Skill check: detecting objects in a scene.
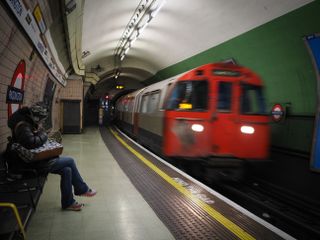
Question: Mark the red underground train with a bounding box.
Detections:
[115,63,270,175]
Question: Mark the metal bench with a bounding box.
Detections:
[0,154,47,240]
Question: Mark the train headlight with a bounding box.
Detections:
[241,126,254,134]
[191,124,204,132]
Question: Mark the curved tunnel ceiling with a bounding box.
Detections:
[81,0,313,97]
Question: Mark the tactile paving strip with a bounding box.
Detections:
[99,127,284,240]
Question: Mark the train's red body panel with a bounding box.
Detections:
[116,62,270,162]
[164,111,212,158]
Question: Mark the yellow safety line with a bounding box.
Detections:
[0,202,26,239]
[110,128,255,240]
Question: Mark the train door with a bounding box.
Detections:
[233,83,270,159]
[133,88,146,137]
[210,81,237,156]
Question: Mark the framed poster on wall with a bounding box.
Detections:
[305,34,320,172]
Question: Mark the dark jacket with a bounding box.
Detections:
[8,107,48,149]
[6,107,56,173]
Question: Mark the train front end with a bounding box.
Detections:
[163,63,270,160]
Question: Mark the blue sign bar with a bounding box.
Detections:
[6,86,24,104]
[307,34,320,172]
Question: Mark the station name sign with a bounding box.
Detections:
[6,86,24,104]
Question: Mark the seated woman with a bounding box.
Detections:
[6,102,96,211]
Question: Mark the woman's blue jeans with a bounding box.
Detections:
[49,156,89,209]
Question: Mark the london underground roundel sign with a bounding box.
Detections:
[271,104,284,122]
[7,60,26,118]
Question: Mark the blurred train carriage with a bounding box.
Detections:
[115,63,270,178]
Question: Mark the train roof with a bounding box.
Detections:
[117,63,264,102]
[179,63,263,86]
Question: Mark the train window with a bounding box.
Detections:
[160,83,173,110]
[127,97,134,112]
[141,95,149,113]
[165,81,208,111]
[148,91,160,112]
[124,98,129,112]
[240,84,266,115]
[217,82,232,111]
[118,98,124,111]
[140,91,160,113]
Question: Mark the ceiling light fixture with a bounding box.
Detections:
[129,35,138,45]
[150,0,166,18]
[113,0,166,69]
[113,69,121,80]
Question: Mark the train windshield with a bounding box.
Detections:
[240,83,266,115]
[165,80,208,111]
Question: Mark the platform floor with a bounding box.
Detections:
[26,126,293,240]
[26,127,174,240]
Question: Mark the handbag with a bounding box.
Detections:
[11,139,63,163]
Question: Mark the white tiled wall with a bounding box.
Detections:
[0,3,63,152]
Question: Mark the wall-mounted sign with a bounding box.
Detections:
[5,0,66,86]
[33,4,47,34]
[7,60,26,118]
[305,34,320,172]
[271,104,285,122]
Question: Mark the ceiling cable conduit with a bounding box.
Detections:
[63,0,86,76]
[85,72,99,84]
[113,0,166,79]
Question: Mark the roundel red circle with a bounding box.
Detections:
[271,104,284,122]
[8,60,26,118]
